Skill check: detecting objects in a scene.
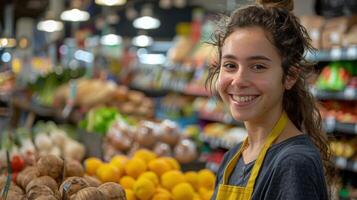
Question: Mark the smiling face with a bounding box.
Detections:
[217,26,290,124]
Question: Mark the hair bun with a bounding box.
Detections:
[257,0,294,11]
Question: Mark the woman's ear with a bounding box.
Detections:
[284,67,300,90]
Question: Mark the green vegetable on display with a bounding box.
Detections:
[316,61,351,91]
[80,107,126,135]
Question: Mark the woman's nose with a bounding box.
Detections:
[231,68,250,87]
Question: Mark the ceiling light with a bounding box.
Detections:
[95,0,126,6]
[132,35,153,47]
[133,16,160,30]
[60,9,90,22]
[0,38,16,48]
[100,34,122,46]
[1,52,12,63]
[37,19,63,32]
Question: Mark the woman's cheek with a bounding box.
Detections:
[216,76,229,100]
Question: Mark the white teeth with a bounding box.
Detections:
[232,95,256,103]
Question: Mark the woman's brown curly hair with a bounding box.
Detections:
[206,0,336,195]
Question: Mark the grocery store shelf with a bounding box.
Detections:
[198,111,243,126]
[311,87,357,100]
[305,46,357,61]
[0,92,11,103]
[183,85,211,97]
[200,134,238,149]
[323,117,357,135]
[129,85,170,97]
[333,157,357,173]
[11,97,55,117]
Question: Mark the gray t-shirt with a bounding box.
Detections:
[211,134,328,200]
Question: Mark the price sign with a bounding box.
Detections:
[330,48,342,60]
[353,161,357,172]
[335,157,347,169]
[347,47,357,59]
[343,87,355,100]
[324,116,336,133]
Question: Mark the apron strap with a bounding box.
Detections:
[221,112,288,189]
[245,112,288,190]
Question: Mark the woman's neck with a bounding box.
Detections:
[242,112,302,164]
[244,111,283,149]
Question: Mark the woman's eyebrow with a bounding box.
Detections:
[222,54,272,62]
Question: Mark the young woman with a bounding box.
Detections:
[206,0,334,199]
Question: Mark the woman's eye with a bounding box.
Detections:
[223,63,236,69]
[251,64,267,71]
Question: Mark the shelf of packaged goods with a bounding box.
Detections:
[11,97,55,117]
[305,46,357,62]
[334,157,357,173]
[200,134,238,149]
[323,117,357,135]
[311,87,357,101]
[0,92,11,103]
[183,85,211,97]
[129,85,170,97]
[198,111,244,126]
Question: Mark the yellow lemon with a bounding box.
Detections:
[161,157,181,170]
[198,187,214,200]
[84,157,103,175]
[193,193,202,200]
[120,176,136,189]
[125,189,137,200]
[184,171,199,191]
[133,149,157,164]
[155,187,171,195]
[161,170,185,190]
[111,155,128,169]
[152,192,172,200]
[172,183,195,200]
[139,171,159,186]
[133,178,156,200]
[198,169,215,190]
[109,162,124,179]
[148,158,171,177]
[125,158,147,178]
[96,163,120,182]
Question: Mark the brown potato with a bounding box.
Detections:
[60,177,90,199]
[98,182,126,200]
[83,175,101,187]
[70,187,105,200]
[65,160,85,178]
[16,166,39,189]
[26,176,58,194]
[37,155,64,180]
[27,185,54,200]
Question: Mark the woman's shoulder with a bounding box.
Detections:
[270,134,324,170]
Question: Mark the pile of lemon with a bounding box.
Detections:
[84,149,215,200]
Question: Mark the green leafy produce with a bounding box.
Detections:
[79,107,125,135]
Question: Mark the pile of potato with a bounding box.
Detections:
[0,154,126,200]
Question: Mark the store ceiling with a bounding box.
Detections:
[0,0,241,39]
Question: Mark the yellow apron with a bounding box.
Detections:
[216,112,288,200]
